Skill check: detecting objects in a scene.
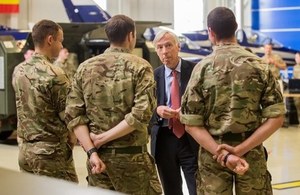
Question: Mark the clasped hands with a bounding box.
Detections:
[157,105,180,119]
[86,132,106,174]
[213,144,249,175]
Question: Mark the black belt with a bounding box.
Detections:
[212,131,253,141]
[98,145,147,154]
[23,137,62,143]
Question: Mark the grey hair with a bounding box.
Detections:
[152,29,180,48]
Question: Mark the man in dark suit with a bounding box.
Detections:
[149,29,198,195]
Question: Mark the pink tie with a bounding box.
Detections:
[170,70,185,138]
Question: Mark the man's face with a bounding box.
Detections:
[24,50,34,61]
[155,33,180,69]
[59,48,69,61]
[264,44,272,55]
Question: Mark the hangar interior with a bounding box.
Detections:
[0,0,300,195]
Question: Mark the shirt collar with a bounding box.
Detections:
[164,58,182,77]
[104,47,131,54]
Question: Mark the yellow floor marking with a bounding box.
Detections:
[272,180,300,190]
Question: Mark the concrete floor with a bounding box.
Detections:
[1,127,300,195]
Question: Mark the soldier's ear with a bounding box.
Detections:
[46,35,54,46]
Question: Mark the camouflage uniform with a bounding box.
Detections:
[65,47,162,194]
[12,53,78,183]
[54,53,78,81]
[180,44,285,194]
[293,64,300,79]
[262,53,285,79]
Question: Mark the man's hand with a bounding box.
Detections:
[157,105,180,119]
[90,132,105,149]
[216,144,239,157]
[89,152,106,174]
[225,154,249,175]
[214,147,249,175]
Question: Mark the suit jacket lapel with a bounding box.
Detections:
[180,61,189,96]
[157,66,166,106]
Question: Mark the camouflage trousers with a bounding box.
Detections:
[197,143,272,195]
[19,141,78,183]
[87,152,162,195]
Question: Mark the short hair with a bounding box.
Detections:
[207,7,237,40]
[152,29,180,48]
[105,14,135,44]
[32,20,62,48]
[264,42,273,47]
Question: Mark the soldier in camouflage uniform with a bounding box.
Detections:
[12,20,78,183]
[180,7,285,194]
[65,14,162,194]
[54,48,77,81]
[262,43,286,80]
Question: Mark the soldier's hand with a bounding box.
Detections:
[90,132,105,149]
[89,153,106,174]
[157,106,177,119]
[216,144,237,156]
[225,154,249,175]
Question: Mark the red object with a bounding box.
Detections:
[0,4,19,13]
[170,70,185,138]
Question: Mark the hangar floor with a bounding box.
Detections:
[0,126,299,195]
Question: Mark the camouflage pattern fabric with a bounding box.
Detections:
[12,53,78,182]
[261,54,285,79]
[65,47,157,147]
[54,53,78,81]
[180,44,285,194]
[180,44,285,134]
[19,142,78,183]
[87,152,162,194]
[197,142,272,195]
[65,47,160,193]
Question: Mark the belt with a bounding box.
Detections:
[212,131,253,141]
[98,145,147,155]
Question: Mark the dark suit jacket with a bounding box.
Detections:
[150,59,198,158]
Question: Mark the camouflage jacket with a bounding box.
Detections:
[180,44,285,135]
[293,64,300,79]
[54,55,78,81]
[65,47,156,147]
[261,53,285,79]
[12,53,70,142]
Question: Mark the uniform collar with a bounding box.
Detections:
[104,47,131,54]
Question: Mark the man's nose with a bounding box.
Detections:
[162,46,168,54]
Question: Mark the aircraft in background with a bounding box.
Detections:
[59,0,172,64]
[61,0,212,63]
[0,25,30,41]
[183,28,298,67]
[236,29,298,66]
[182,29,212,49]
[62,0,111,23]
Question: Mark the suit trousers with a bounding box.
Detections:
[155,126,197,195]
